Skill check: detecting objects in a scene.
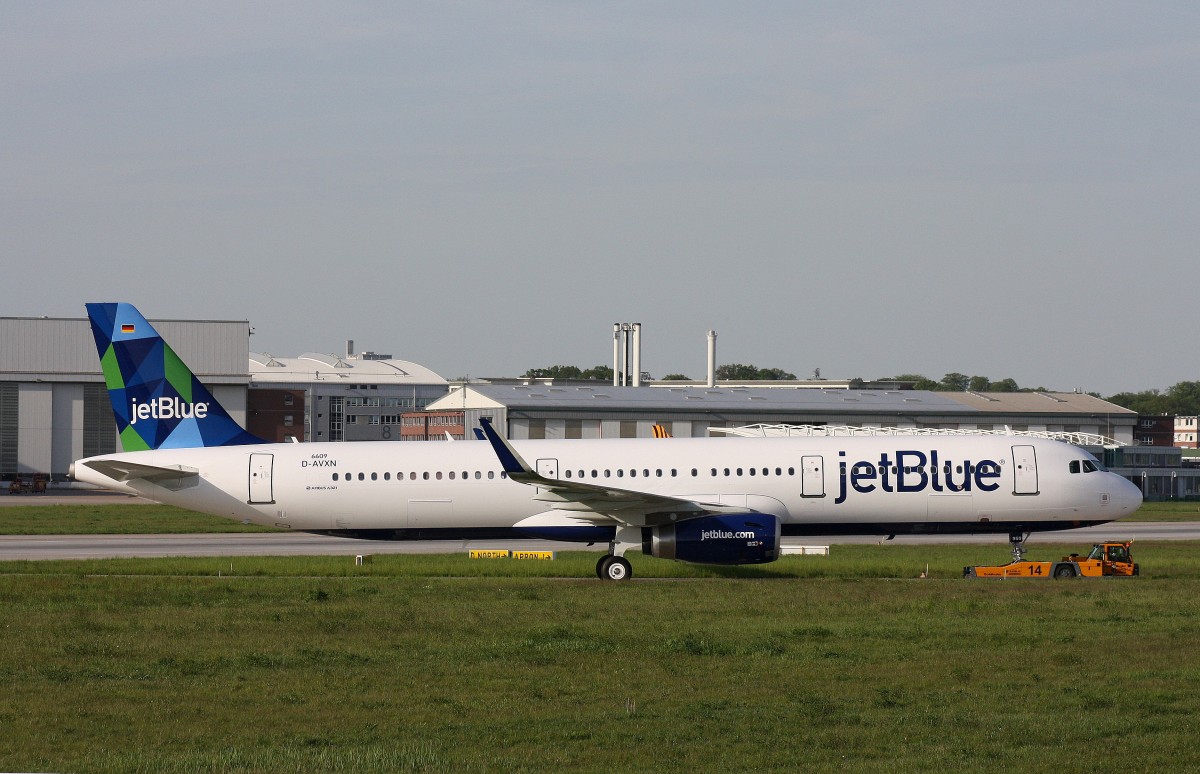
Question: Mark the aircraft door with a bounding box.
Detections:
[248,453,274,504]
[536,458,558,494]
[801,455,825,498]
[1011,445,1039,496]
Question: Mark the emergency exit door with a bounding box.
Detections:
[801,455,826,498]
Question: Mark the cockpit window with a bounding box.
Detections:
[1070,458,1107,474]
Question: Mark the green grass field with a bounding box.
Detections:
[1,544,1199,772]
[0,502,275,534]
[0,498,1194,536]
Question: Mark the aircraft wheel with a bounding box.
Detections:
[599,555,632,581]
[596,555,612,579]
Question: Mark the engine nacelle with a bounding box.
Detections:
[642,513,781,565]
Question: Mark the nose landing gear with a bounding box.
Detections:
[1009,531,1030,563]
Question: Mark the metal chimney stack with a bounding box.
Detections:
[612,323,642,386]
[706,330,717,388]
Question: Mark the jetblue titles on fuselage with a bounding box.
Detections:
[835,449,1001,505]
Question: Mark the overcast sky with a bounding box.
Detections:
[3,3,1196,395]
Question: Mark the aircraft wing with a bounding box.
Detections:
[78,458,200,484]
[478,418,719,527]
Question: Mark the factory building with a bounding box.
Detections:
[427,383,1139,445]
[247,347,447,443]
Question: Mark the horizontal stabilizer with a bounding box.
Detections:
[80,459,199,484]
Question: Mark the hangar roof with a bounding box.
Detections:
[249,352,446,385]
[429,384,1134,416]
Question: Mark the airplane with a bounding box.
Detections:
[70,303,1144,580]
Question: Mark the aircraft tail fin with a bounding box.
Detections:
[86,303,267,451]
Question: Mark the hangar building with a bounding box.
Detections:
[0,314,253,481]
[426,383,1139,445]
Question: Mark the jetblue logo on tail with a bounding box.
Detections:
[130,396,210,424]
[87,302,266,450]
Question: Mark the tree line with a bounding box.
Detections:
[521,364,796,381]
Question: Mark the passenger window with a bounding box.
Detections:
[332,473,339,481]
[371,472,378,481]
[422,472,429,480]
[358,473,365,481]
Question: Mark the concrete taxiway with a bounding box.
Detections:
[0,523,1195,561]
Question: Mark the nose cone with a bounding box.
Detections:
[1111,474,1143,518]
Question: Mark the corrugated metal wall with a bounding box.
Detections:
[0,317,250,381]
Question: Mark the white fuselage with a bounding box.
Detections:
[72,435,1142,538]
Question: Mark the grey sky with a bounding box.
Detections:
[3,3,1196,394]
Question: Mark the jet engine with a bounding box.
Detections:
[642,513,781,565]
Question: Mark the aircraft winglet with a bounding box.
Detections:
[478,417,533,477]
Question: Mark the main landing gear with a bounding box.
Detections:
[596,526,640,581]
[596,554,632,581]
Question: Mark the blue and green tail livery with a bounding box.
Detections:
[86,303,266,450]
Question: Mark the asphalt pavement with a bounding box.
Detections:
[0,523,1194,561]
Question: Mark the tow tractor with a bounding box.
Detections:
[964,539,1139,579]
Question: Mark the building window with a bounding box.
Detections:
[0,383,18,477]
[328,396,344,442]
[283,415,294,426]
